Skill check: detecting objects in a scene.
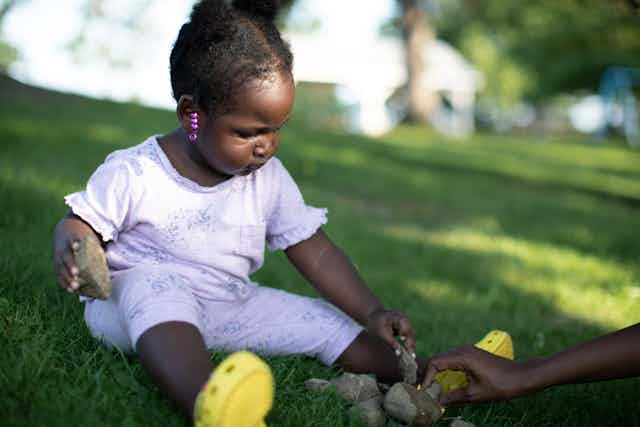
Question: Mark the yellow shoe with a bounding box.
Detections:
[435,330,514,394]
[194,351,274,427]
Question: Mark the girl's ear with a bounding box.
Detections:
[176,95,196,131]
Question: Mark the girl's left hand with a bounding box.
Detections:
[366,308,416,356]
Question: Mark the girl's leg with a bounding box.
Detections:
[335,330,427,384]
[198,286,425,384]
[136,321,213,417]
[85,267,213,416]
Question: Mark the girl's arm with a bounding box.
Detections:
[53,210,104,292]
[285,228,416,353]
[422,323,640,404]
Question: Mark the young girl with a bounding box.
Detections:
[53,0,423,424]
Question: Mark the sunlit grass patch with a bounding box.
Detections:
[383,224,638,329]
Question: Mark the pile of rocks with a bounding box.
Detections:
[305,347,475,427]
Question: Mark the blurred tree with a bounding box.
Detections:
[66,0,154,68]
[0,0,20,21]
[458,25,531,110]
[436,0,640,103]
[0,0,25,72]
[396,0,439,124]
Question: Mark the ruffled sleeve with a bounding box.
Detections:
[265,159,328,251]
[64,158,139,243]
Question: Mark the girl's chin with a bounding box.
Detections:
[237,164,263,175]
[237,168,253,176]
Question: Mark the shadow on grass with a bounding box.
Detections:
[2,78,639,427]
[256,206,639,427]
[279,130,640,266]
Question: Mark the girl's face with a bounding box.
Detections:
[194,72,295,178]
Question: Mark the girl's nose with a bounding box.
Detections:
[254,134,277,157]
[254,139,268,157]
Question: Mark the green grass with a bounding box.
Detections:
[1,74,639,426]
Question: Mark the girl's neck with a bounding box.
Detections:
[157,129,231,188]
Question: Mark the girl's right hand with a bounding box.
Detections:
[366,308,417,356]
[54,233,81,293]
[53,213,98,294]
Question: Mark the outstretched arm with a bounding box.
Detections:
[285,228,416,353]
[422,323,640,404]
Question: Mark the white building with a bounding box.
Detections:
[286,32,483,136]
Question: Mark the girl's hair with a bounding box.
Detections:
[170,0,294,115]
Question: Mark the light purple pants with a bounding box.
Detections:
[84,266,362,365]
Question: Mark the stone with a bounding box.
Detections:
[378,382,391,393]
[423,382,441,402]
[304,378,331,392]
[349,396,385,427]
[330,373,382,403]
[398,346,418,385]
[383,383,441,427]
[449,419,476,427]
[74,235,111,300]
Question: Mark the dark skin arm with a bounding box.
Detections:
[422,323,640,405]
[285,228,416,354]
[53,210,105,293]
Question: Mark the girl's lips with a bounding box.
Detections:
[239,163,263,175]
[238,158,268,175]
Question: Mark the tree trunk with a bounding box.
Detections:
[398,0,439,124]
[0,0,20,24]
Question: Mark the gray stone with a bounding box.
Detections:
[398,346,418,385]
[350,396,385,427]
[423,382,441,402]
[383,383,441,427]
[330,373,382,403]
[449,419,476,427]
[74,235,111,300]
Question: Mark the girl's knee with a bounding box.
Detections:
[84,298,132,352]
[104,268,204,351]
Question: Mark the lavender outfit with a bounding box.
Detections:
[65,136,362,364]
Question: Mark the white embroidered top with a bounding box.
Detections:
[65,136,327,301]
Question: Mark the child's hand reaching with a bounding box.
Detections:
[366,308,416,356]
[285,230,417,357]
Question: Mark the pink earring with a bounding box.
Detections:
[188,111,199,142]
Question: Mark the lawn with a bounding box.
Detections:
[1,75,639,426]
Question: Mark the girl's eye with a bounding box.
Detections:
[235,130,257,139]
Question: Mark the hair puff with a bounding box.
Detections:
[233,0,280,21]
[169,0,293,116]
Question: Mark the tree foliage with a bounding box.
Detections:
[0,0,25,72]
[435,0,640,102]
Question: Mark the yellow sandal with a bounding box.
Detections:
[194,351,274,427]
[435,330,514,393]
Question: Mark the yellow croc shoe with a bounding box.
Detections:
[435,330,514,394]
[194,351,274,427]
